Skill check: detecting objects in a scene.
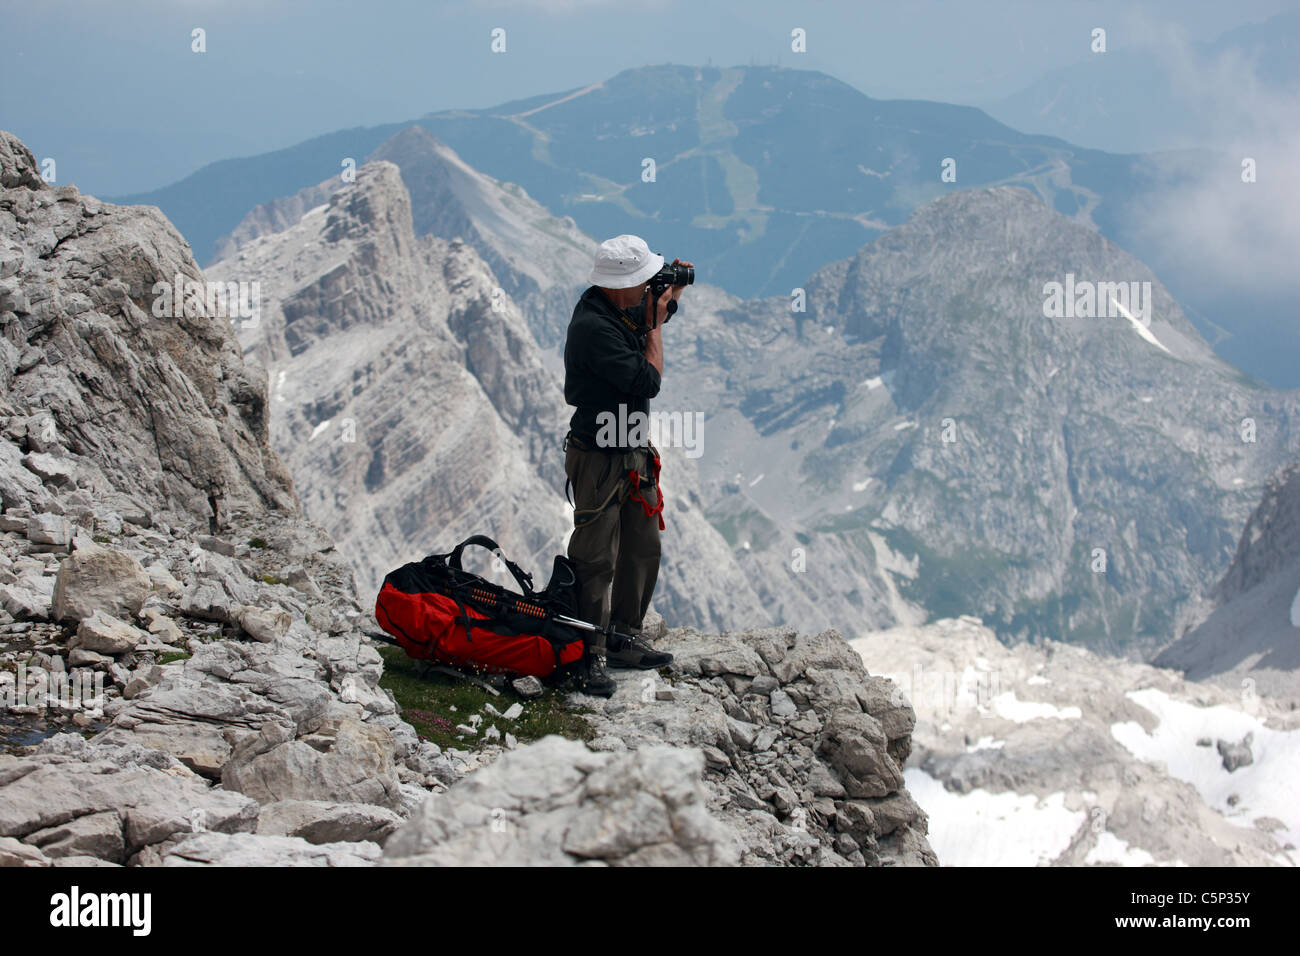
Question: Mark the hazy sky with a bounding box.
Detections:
[2,0,1293,196]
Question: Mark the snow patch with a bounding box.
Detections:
[1110,297,1171,354]
[1085,832,1163,867]
[1027,675,1051,686]
[893,421,916,432]
[991,692,1082,723]
[748,473,764,487]
[1291,586,1300,628]
[852,477,873,492]
[966,736,1005,753]
[1111,687,1300,853]
[309,420,331,441]
[905,770,1084,866]
[863,376,883,390]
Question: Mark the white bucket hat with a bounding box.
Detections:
[588,234,664,289]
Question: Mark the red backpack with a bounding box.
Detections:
[374,535,587,679]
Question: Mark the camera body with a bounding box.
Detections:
[643,260,694,323]
[647,261,694,299]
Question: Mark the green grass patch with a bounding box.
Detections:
[248,537,268,549]
[259,573,287,586]
[157,651,190,665]
[377,647,595,752]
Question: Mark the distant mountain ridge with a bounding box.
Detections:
[116,64,1151,297]
[113,62,1298,387]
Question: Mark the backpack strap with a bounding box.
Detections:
[448,535,535,595]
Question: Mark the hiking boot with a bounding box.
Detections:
[606,632,674,670]
[580,652,617,698]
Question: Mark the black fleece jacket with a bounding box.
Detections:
[563,285,662,449]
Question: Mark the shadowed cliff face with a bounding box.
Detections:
[1155,461,1300,699]
[0,130,295,528]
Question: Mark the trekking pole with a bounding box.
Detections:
[552,615,636,648]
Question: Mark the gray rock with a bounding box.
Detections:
[256,800,403,845]
[233,604,290,643]
[818,709,903,798]
[26,513,71,547]
[511,675,543,698]
[808,761,847,798]
[865,790,926,836]
[178,582,230,622]
[23,810,124,862]
[51,543,151,623]
[0,754,259,857]
[383,736,738,866]
[146,831,381,867]
[670,632,767,678]
[280,564,322,598]
[769,689,797,718]
[1216,734,1254,773]
[749,675,779,696]
[143,563,184,597]
[222,719,403,809]
[0,513,28,532]
[73,609,146,655]
[0,440,51,512]
[69,647,114,667]
[22,453,76,487]
[197,535,237,557]
[142,612,184,645]
[0,835,50,867]
[0,583,50,620]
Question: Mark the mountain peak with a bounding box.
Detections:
[0,130,47,191]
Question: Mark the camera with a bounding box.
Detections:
[645,260,694,321]
[647,260,694,297]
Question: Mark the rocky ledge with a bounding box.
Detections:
[0,435,932,866]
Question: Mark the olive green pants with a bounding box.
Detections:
[564,441,661,653]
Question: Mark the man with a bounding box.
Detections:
[563,235,691,696]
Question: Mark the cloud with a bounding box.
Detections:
[1124,14,1300,299]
